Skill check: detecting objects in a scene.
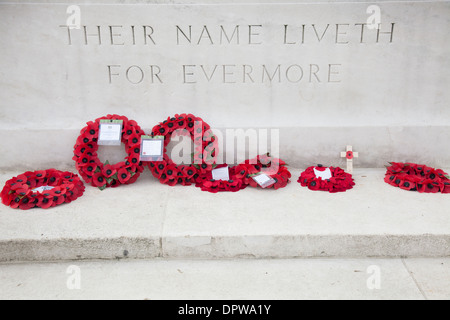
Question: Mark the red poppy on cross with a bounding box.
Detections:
[340,145,359,174]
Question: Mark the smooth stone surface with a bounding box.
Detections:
[0,170,167,261]
[0,0,449,168]
[0,258,429,300]
[1,168,450,261]
[403,258,450,300]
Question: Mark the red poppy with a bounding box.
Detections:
[182,165,197,179]
[441,182,450,194]
[84,125,99,140]
[165,165,178,180]
[123,126,138,140]
[399,180,416,191]
[91,172,106,188]
[117,168,131,184]
[102,164,117,178]
[37,196,54,209]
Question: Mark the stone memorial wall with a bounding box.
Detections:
[0,0,449,169]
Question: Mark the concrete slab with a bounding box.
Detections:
[1,168,450,261]
[0,170,167,261]
[162,168,450,258]
[0,258,426,300]
[402,258,450,300]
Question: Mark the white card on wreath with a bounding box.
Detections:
[142,140,163,157]
[212,166,230,181]
[314,167,332,180]
[32,186,55,193]
[98,120,123,145]
[252,173,276,188]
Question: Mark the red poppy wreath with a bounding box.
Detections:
[384,162,450,193]
[1,169,85,210]
[73,115,145,190]
[298,165,355,193]
[194,164,248,193]
[147,114,219,186]
[234,153,291,190]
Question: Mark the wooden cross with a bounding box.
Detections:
[341,145,359,174]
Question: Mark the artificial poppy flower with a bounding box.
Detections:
[127,133,141,147]
[14,187,31,198]
[117,168,131,184]
[123,126,138,140]
[198,162,213,174]
[102,164,117,178]
[182,165,197,179]
[20,195,38,210]
[164,166,178,180]
[399,179,416,191]
[421,180,441,193]
[84,125,98,140]
[37,196,54,209]
[441,182,450,194]
[92,172,107,188]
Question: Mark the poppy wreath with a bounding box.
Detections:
[73,114,145,190]
[1,169,85,210]
[148,114,219,186]
[384,162,450,193]
[194,164,248,193]
[298,165,355,193]
[234,153,291,190]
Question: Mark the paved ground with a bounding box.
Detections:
[1,168,450,261]
[0,258,449,300]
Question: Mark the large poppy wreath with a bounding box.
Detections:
[1,169,85,210]
[298,165,355,193]
[233,153,291,190]
[73,115,145,190]
[147,114,219,186]
[384,162,450,193]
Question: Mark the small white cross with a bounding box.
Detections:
[340,145,359,174]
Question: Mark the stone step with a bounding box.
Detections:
[3,258,449,300]
[1,168,449,262]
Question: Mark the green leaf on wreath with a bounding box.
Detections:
[106,177,114,185]
[98,185,107,191]
[212,164,218,169]
[104,160,110,166]
[193,164,200,169]
[129,170,136,177]
[111,173,118,180]
[94,167,101,173]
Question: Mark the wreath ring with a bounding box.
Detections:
[1,169,85,210]
[384,162,450,193]
[73,115,145,190]
[234,153,292,190]
[147,113,218,186]
[298,165,355,193]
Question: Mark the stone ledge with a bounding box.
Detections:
[1,168,450,262]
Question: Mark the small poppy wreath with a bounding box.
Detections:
[194,165,248,193]
[234,153,291,190]
[384,162,450,193]
[1,169,85,210]
[298,165,355,193]
[73,115,145,190]
[148,114,218,186]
